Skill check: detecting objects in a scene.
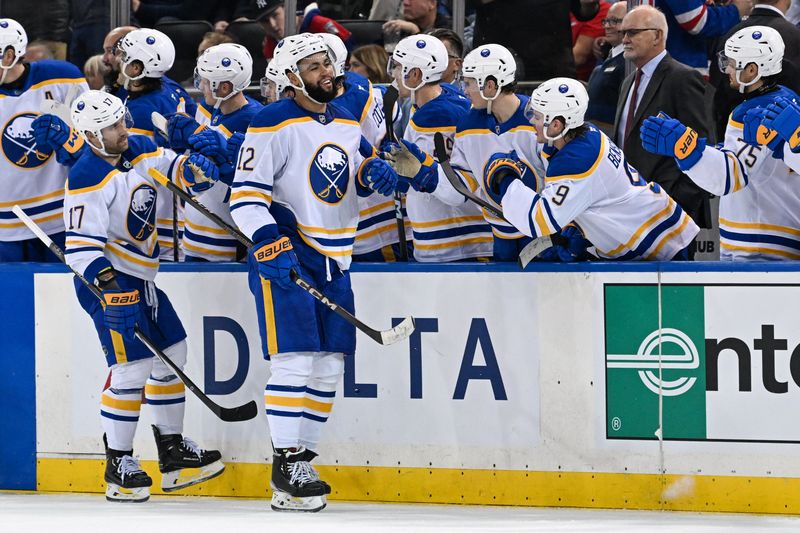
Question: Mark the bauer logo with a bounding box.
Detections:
[2,113,53,169]
[308,143,349,204]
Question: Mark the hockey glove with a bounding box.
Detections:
[763,97,800,153]
[742,106,783,154]
[359,156,399,196]
[167,113,204,152]
[249,236,299,289]
[180,153,220,193]
[537,225,590,262]
[384,140,439,193]
[102,289,143,341]
[484,151,524,204]
[189,128,227,163]
[640,113,705,171]
[32,113,85,165]
[226,131,246,167]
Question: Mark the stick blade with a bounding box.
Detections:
[518,235,555,268]
[217,400,259,422]
[380,316,416,345]
[151,111,168,137]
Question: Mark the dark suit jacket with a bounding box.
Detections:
[587,51,626,126]
[614,53,712,228]
[710,7,800,141]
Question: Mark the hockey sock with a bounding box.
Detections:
[147,340,187,435]
[298,352,343,451]
[265,352,316,449]
[101,387,142,451]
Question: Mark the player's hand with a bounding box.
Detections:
[181,153,219,193]
[226,132,245,166]
[360,157,399,196]
[32,113,70,152]
[484,151,523,204]
[640,113,706,170]
[188,128,227,163]
[393,140,439,192]
[167,113,203,152]
[537,225,590,262]
[763,97,800,152]
[742,106,782,152]
[102,289,143,341]
[249,236,299,289]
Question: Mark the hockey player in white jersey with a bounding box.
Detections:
[484,78,698,260]
[181,43,263,261]
[387,34,492,261]
[0,18,89,261]
[385,43,546,261]
[641,26,800,260]
[63,91,225,502]
[230,33,401,512]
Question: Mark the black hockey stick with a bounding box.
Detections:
[148,169,416,346]
[381,84,409,261]
[12,205,258,423]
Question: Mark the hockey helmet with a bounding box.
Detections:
[718,26,784,93]
[195,43,253,107]
[319,32,348,78]
[389,34,448,93]
[527,77,588,143]
[0,18,26,73]
[118,28,175,81]
[71,90,133,155]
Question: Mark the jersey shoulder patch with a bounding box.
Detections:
[124,135,160,160]
[68,153,117,193]
[29,60,84,86]
[411,92,470,131]
[546,127,604,180]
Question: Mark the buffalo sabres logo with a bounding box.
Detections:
[2,113,52,169]
[309,143,349,204]
[127,184,157,241]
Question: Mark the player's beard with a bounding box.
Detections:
[306,80,337,104]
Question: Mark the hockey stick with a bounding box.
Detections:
[381,85,409,261]
[147,169,416,346]
[12,205,258,423]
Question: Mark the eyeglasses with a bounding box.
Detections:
[601,17,623,27]
[619,28,661,38]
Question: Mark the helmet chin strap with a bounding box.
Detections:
[479,85,500,116]
[735,68,761,94]
[542,120,568,146]
[0,55,20,85]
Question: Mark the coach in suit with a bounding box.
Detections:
[614,4,712,228]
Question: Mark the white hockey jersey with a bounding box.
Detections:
[404,90,492,262]
[64,136,188,282]
[230,99,370,270]
[502,125,699,260]
[0,60,88,241]
[432,94,546,241]
[683,86,800,260]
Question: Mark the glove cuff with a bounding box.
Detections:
[253,236,293,262]
[674,129,705,171]
[103,289,140,306]
[61,129,84,154]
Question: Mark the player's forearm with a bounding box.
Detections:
[683,146,747,196]
[431,166,470,206]
[230,202,277,243]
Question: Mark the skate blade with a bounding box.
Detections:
[270,491,326,513]
[161,460,225,492]
[105,483,150,503]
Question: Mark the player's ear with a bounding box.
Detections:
[221,81,234,97]
[2,46,15,67]
[286,70,302,87]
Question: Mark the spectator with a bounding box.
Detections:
[83,54,109,89]
[586,1,628,131]
[349,44,392,83]
[382,0,452,39]
[198,31,236,56]
[428,28,463,84]
[614,5,712,233]
[23,41,54,63]
[253,1,353,59]
[710,0,800,140]
[571,0,612,81]
[68,0,108,70]
[370,0,402,20]
[0,0,69,59]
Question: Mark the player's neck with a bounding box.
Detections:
[93,148,121,167]
[294,93,326,114]
[743,80,765,94]
[490,93,520,124]
[218,92,247,115]
[414,83,441,107]
[0,63,26,85]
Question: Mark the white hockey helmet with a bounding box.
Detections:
[71,90,133,155]
[0,18,26,74]
[462,44,516,111]
[526,77,588,144]
[261,58,292,104]
[118,28,175,82]
[389,34,448,94]
[319,32,348,78]
[195,43,253,108]
[272,33,332,104]
[719,25,784,93]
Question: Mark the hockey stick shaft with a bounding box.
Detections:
[382,85,409,261]
[12,205,258,422]
[148,169,415,345]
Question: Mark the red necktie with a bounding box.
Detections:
[623,68,642,143]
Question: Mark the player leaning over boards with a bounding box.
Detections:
[64,90,224,503]
[642,26,800,260]
[230,33,401,512]
[0,18,88,261]
[483,78,698,261]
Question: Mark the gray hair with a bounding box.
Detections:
[628,4,669,41]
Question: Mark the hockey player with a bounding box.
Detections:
[483,77,698,260]
[64,90,225,502]
[230,33,401,512]
[387,34,492,262]
[386,43,546,261]
[182,43,263,261]
[318,32,411,262]
[641,26,800,260]
[0,18,89,261]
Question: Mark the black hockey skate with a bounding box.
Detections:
[270,447,328,512]
[103,434,152,503]
[152,425,225,492]
[300,448,331,495]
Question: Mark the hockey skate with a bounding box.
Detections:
[270,448,328,512]
[152,425,225,492]
[300,448,332,495]
[103,435,152,503]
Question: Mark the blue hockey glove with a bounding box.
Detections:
[763,97,800,153]
[189,128,227,163]
[359,156,399,196]
[167,113,204,151]
[102,289,143,341]
[399,140,438,193]
[537,225,590,262]
[180,153,219,193]
[249,236,299,289]
[484,151,524,204]
[640,113,706,171]
[226,131,246,166]
[742,106,783,153]
[32,113,69,151]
